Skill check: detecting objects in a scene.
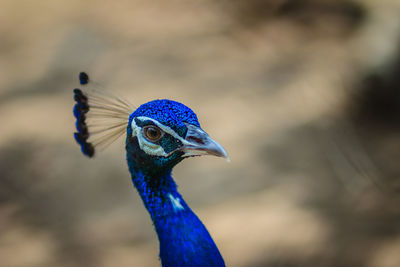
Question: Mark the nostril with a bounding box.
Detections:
[186,136,205,145]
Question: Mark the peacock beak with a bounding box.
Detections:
[181,123,229,161]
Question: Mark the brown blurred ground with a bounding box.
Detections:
[1,1,400,266]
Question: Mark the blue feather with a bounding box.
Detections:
[73,88,93,157]
[79,72,89,85]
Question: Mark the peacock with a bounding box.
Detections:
[73,72,228,267]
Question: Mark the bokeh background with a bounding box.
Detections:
[2,1,400,266]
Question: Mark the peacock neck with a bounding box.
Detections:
[128,164,186,221]
[126,157,225,267]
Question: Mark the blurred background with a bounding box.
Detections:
[1,0,400,266]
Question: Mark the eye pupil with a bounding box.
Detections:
[148,128,157,137]
[143,126,162,141]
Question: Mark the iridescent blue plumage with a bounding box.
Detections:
[73,88,94,157]
[73,73,227,266]
[79,71,89,85]
[125,166,225,267]
[131,99,200,136]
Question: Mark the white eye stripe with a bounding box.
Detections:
[130,116,196,157]
[134,116,192,146]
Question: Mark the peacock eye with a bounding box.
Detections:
[143,126,163,142]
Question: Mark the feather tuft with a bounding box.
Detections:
[73,72,134,157]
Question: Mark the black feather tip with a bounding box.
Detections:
[79,72,89,85]
[73,87,94,157]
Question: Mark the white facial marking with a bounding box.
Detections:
[136,117,192,145]
[130,118,168,157]
[168,194,184,212]
[130,116,193,157]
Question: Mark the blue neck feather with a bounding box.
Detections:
[126,151,225,267]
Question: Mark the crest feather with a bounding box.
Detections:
[73,72,134,157]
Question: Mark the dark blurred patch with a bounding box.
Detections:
[218,0,366,36]
[353,49,400,126]
[276,0,365,28]
[0,140,99,266]
[348,43,400,192]
[0,141,36,203]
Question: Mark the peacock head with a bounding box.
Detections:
[126,99,228,175]
[73,72,228,176]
